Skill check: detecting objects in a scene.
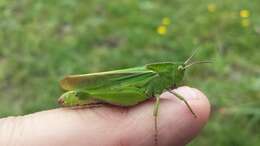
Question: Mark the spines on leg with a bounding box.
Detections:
[153,96,160,146]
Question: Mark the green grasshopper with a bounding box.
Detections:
[58,50,209,145]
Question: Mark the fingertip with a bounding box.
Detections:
[174,86,211,121]
[151,86,210,145]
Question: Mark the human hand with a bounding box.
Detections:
[0,86,210,146]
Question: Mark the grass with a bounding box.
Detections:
[0,0,259,145]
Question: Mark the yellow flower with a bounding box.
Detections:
[157,25,167,35]
[207,3,216,13]
[240,9,250,18]
[162,17,171,26]
[241,19,250,27]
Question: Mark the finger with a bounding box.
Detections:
[0,86,210,146]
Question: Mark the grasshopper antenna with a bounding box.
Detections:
[184,61,212,69]
[184,48,200,65]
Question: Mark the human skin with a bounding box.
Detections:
[0,86,210,146]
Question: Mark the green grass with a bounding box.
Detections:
[0,0,259,145]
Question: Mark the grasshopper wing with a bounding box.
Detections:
[60,66,157,91]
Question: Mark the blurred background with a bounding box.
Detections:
[0,0,259,145]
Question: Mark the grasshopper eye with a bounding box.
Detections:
[178,65,184,70]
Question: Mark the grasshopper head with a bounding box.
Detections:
[173,63,186,85]
[58,91,80,106]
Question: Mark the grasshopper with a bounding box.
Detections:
[58,49,209,145]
